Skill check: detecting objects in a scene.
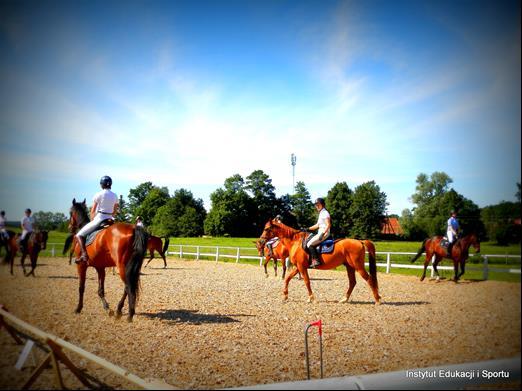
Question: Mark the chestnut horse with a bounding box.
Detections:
[259,220,380,304]
[410,233,480,282]
[5,231,48,276]
[144,235,170,268]
[254,238,290,279]
[66,199,148,321]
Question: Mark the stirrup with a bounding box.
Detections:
[309,259,321,269]
[75,254,89,264]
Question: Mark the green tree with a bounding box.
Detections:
[152,189,206,237]
[481,201,520,244]
[274,194,298,227]
[115,195,130,223]
[411,172,453,209]
[32,211,68,231]
[127,182,155,218]
[326,182,353,237]
[290,181,315,227]
[516,182,521,203]
[245,170,277,232]
[136,187,170,227]
[204,174,256,237]
[349,181,387,239]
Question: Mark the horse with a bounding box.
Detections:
[410,233,480,282]
[0,230,16,264]
[4,231,48,276]
[259,219,381,304]
[65,198,148,322]
[144,235,170,268]
[254,238,290,279]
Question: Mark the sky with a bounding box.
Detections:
[0,0,520,219]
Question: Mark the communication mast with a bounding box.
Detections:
[291,153,296,194]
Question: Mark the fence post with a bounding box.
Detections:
[215,246,219,262]
[179,245,183,259]
[236,247,240,263]
[51,245,55,257]
[483,255,489,280]
[386,253,391,273]
[196,246,200,261]
[430,255,435,278]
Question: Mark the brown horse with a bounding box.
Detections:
[254,238,290,279]
[1,230,16,264]
[144,235,170,268]
[259,219,380,304]
[5,231,48,276]
[67,199,148,322]
[410,233,480,282]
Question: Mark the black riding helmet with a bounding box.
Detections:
[314,198,325,207]
[100,176,112,189]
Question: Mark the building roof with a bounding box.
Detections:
[381,217,404,235]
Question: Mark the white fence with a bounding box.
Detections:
[41,243,521,280]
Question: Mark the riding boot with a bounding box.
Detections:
[75,236,89,264]
[308,246,321,268]
[447,242,453,258]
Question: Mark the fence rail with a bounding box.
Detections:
[40,243,521,280]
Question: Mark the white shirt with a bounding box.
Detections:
[21,216,34,232]
[0,215,6,230]
[93,189,118,215]
[317,209,331,231]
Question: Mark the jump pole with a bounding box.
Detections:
[304,320,323,380]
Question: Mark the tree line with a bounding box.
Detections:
[24,172,521,244]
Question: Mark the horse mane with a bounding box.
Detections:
[71,201,90,228]
[270,220,302,239]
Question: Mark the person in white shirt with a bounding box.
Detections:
[135,216,144,228]
[75,176,119,263]
[446,209,460,256]
[307,198,331,268]
[0,210,8,240]
[20,208,35,252]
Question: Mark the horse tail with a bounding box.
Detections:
[363,240,378,291]
[162,237,170,255]
[410,239,428,263]
[63,234,74,255]
[125,226,148,302]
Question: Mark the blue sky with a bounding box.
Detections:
[0,0,520,218]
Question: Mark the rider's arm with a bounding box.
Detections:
[325,217,331,233]
[90,203,98,220]
[308,223,318,231]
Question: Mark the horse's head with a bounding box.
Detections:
[36,231,48,250]
[260,219,278,244]
[253,239,265,256]
[69,198,89,232]
[470,233,480,254]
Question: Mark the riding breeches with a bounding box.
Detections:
[447,231,457,243]
[307,229,329,248]
[76,215,110,238]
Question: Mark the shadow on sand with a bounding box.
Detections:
[141,309,255,325]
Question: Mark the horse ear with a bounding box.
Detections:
[82,198,86,205]
[72,198,76,205]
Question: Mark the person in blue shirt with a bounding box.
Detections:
[446,210,460,256]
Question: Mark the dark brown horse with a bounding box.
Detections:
[144,235,170,268]
[254,238,290,279]
[5,231,48,276]
[259,219,380,304]
[66,199,148,322]
[0,230,16,264]
[410,233,480,282]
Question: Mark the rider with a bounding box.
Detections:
[20,208,34,253]
[266,215,283,257]
[446,209,460,256]
[307,198,331,268]
[75,176,119,263]
[135,216,144,228]
[0,211,8,240]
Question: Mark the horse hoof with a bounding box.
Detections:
[115,313,122,320]
[282,294,288,301]
[374,300,381,306]
[108,309,114,317]
[265,274,269,278]
[339,298,348,304]
[307,295,315,303]
[126,316,133,323]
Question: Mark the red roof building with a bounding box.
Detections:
[381,217,404,235]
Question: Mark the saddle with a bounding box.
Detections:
[86,219,114,247]
[440,237,457,257]
[303,233,336,254]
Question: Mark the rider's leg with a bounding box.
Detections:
[307,232,323,268]
[74,217,101,263]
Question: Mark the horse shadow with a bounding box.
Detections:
[141,309,255,325]
[343,300,430,306]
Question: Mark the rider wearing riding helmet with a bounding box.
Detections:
[307,198,331,268]
[75,176,119,263]
[446,209,460,256]
[20,208,35,252]
[0,210,8,240]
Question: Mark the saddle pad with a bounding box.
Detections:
[85,220,114,247]
[317,239,335,254]
[440,238,450,249]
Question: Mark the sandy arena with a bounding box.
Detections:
[0,257,520,389]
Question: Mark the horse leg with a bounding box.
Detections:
[144,251,153,268]
[298,265,314,303]
[161,251,167,268]
[340,264,356,303]
[115,289,128,320]
[75,264,87,314]
[432,257,442,281]
[452,260,459,282]
[96,268,113,316]
[273,257,278,277]
[263,256,269,277]
[282,267,300,301]
[26,251,37,277]
[126,285,136,323]
[21,252,28,276]
[282,258,287,280]
[420,253,432,281]
[458,260,466,280]
[354,265,380,303]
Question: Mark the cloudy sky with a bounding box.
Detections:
[0,0,520,218]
